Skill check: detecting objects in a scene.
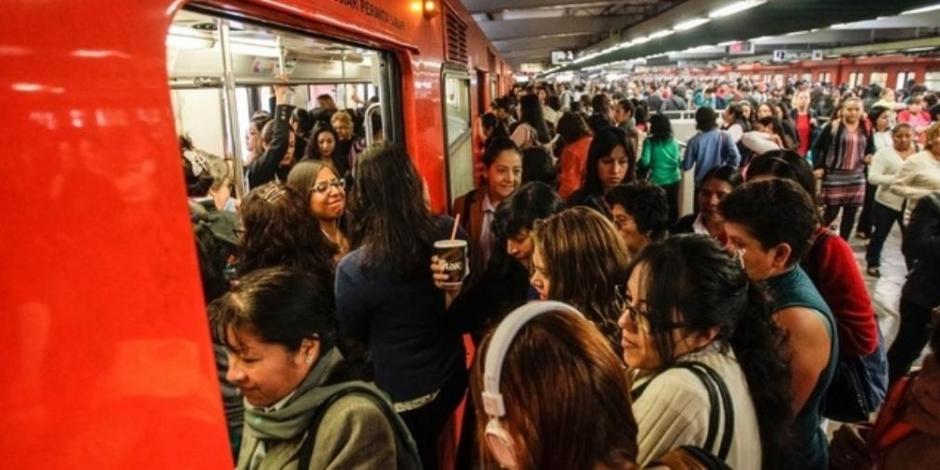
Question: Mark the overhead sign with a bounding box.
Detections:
[772,50,788,62]
[812,50,824,60]
[727,41,754,55]
[551,50,574,65]
[519,63,545,73]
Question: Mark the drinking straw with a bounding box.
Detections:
[450,214,461,240]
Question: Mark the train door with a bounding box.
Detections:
[896,70,916,90]
[442,70,474,208]
[167,7,403,200]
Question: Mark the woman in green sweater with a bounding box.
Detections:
[640,114,683,224]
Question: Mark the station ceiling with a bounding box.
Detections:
[462,0,940,70]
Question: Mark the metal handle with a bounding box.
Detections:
[364,102,381,147]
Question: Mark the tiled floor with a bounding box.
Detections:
[847,222,927,365]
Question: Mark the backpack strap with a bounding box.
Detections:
[632,361,735,463]
[295,385,397,470]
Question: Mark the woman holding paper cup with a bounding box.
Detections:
[335,143,468,470]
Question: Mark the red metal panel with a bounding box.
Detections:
[0,0,505,467]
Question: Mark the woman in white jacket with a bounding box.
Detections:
[618,235,793,469]
[865,123,917,276]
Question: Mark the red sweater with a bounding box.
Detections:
[801,228,879,357]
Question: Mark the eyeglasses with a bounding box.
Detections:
[614,284,684,333]
[311,178,346,194]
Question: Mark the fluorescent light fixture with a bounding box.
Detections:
[632,36,652,45]
[709,0,766,19]
[675,18,711,31]
[785,30,810,36]
[230,43,280,57]
[166,35,214,50]
[717,40,737,46]
[902,3,940,14]
[649,29,675,39]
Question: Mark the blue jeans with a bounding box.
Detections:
[865,201,903,267]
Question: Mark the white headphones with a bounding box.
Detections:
[481,300,584,468]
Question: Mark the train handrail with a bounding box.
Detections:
[364,102,382,147]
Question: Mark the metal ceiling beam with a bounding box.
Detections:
[557,0,940,71]
[492,35,593,53]
[465,0,629,15]
[478,15,636,41]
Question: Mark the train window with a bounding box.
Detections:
[801,73,812,83]
[442,71,474,206]
[847,72,861,87]
[896,71,914,90]
[924,72,940,92]
[870,72,887,88]
[166,8,401,199]
[818,72,832,84]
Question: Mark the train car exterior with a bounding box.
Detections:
[1,0,508,468]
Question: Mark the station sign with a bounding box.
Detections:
[519,62,545,73]
[551,50,575,65]
[774,49,827,62]
[727,41,754,55]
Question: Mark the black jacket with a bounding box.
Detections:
[901,192,940,308]
[247,104,302,189]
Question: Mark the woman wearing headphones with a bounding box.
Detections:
[470,301,639,469]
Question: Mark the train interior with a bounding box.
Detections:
[167,7,477,205]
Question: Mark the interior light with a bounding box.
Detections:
[708,0,766,19]
[166,35,214,50]
[423,0,440,19]
[230,43,280,57]
[632,36,652,45]
[674,18,711,31]
[902,3,940,14]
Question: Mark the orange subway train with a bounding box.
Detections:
[0,0,509,468]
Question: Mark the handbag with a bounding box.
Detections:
[823,327,889,422]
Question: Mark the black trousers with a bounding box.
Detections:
[399,369,468,470]
[887,298,934,386]
[865,202,903,267]
[857,181,876,236]
[823,204,860,240]
[662,181,680,227]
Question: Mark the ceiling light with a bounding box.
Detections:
[902,3,940,14]
[166,35,214,50]
[230,43,280,57]
[649,29,675,39]
[632,36,652,45]
[675,18,711,31]
[708,0,766,19]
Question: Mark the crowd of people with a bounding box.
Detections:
[179,74,940,469]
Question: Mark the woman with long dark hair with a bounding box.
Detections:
[286,160,350,259]
[510,94,552,151]
[619,235,793,469]
[568,126,636,216]
[336,143,467,470]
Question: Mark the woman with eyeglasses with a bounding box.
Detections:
[604,181,669,259]
[618,235,792,469]
[287,160,350,259]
